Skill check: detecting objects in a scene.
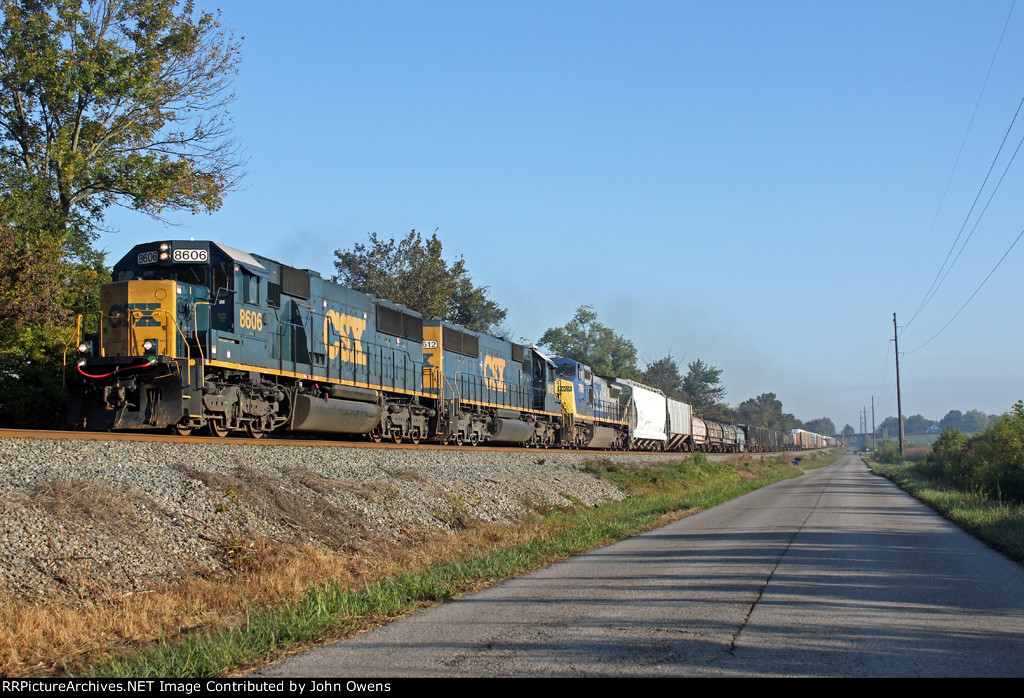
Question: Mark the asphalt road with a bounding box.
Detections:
[256,454,1024,677]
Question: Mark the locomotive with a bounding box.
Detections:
[66,239,838,452]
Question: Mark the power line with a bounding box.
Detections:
[899,0,1018,310]
[913,124,1024,325]
[906,226,1024,354]
[903,90,1024,334]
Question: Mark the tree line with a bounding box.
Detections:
[870,410,1001,438]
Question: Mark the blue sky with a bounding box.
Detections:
[101,1,1024,431]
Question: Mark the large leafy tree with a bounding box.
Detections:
[734,391,804,430]
[0,0,238,427]
[641,354,685,400]
[0,196,108,427]
[539,305,640,380]
[905,414,936,435]
[803,417,836,436]
[333,230,507,335]
[681,358,725,416]
[0,0,244,245]
[939,409,963,431]
[961,409,990,434]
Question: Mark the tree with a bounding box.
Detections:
[0,194,67,345]
[0,220,107,427]
[0,0,244,245]
[703,402,736,424]
[842,424,855,437]
[0,0,227,426]
[641,354,685,400]
[961,409,989,433]
[681,358,725,416]
[539,305,640,380]
[803,417,836,436]
[333,230,507,334]
[940,410,963,431]
[905,414,935,435]
[876,416,900,438]
[735,392,783,428]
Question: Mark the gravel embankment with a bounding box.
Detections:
[0,436,673,600]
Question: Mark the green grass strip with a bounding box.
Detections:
[88,451,842,678]
[868,459,1024,563]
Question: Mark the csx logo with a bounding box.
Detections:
[484,355,507,392]
[323,309,368,365]
[107,303,162,328]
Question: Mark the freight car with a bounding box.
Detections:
[66,240,837,454]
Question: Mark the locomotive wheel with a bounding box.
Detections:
[245,422,264,439]
[207,420,229,438]
[409,429,421,445]
[171,423,192,437]
[369,430,383,443]
[391,431,403,444]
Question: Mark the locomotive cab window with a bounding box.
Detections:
[119,265,207,285]
[241,269,260,304]
[212,264,233,299]
[175,265,207,286]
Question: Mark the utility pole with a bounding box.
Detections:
[893,313,904,455]
[871,396,876,450]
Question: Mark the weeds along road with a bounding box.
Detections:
[255,454,1024,677]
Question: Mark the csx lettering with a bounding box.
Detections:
[484,355,507,392]
[324,310,367,365]
[238,308,264,331]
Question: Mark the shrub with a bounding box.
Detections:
[917,402,1024,504]
[874,439,903,464]
[921,427,968,481]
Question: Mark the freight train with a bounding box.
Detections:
[66,240,838,453]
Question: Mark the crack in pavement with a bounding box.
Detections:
[721,469,835,657]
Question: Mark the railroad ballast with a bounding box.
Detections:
[66,240,838,452]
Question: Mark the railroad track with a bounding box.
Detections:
[0,429,821,463]
[0,428,631,453]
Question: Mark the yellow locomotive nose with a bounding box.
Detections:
[100,280,178,358]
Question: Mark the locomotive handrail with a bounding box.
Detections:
[192,301,209,365]
[61,314,87,389]
[451,370,532,412]
[70,307,192,385]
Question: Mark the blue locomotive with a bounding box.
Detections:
[66,240,622,445]
[66,239,838,452]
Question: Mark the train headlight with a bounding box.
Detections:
[77,341,92,355]
[142,338,159,356]
[159,243,170,251]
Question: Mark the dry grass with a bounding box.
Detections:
[0,515,550,677]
